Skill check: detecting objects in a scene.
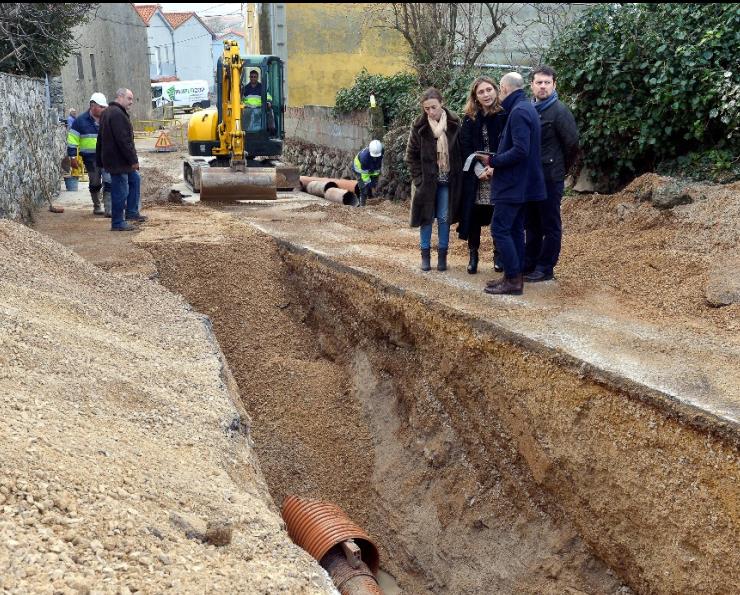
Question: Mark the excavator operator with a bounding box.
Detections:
[242,70,276,135]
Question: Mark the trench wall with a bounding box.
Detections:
[281,244,739,595]
[0,73,66,222]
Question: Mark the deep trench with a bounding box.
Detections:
[148,228,738,595]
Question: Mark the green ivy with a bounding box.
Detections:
[547,3,740,187]
[334,69,418,126]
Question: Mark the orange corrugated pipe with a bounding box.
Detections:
[282,495,383,595]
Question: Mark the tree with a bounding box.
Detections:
[370,3,518,89]
[0,3,97,77]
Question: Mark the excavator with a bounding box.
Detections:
[183,41,298,200]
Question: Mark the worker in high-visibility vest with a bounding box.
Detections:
[352,140,384,207]
[242,70,275,134]
[67,93,108,215]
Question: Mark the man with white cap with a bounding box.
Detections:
[67,92,108,215]
[352,139,384,207]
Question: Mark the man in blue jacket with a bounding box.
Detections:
[352,140,384,207]
[67,93,107,215]
[477,72,546,295]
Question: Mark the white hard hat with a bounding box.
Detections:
[89,92,108,107]
[369,140,383,157]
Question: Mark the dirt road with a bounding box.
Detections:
[22,144,740,594]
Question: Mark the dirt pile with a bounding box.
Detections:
[0,220,335,594]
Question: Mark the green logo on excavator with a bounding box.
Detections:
[166,86,175,101]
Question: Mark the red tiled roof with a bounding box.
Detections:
[163,11,195,29]
[215,28,244,39]
[134,4,159,25]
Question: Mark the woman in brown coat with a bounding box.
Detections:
[405,88,463,271]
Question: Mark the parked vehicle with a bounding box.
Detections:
[151,80,210,111]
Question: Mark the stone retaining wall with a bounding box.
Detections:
[0,73,66,222]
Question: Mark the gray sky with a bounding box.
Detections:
[139,3,245,18]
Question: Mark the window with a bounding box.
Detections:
[156,46,163,74]
[89,54,96,79]
[75,53,83,80]
[164,45,169,64]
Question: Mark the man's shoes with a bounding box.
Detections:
[484,274,523,295]
[93,205,105,215]
[111,223,137,232]
[127,214,148,223]
[524,270,554,282]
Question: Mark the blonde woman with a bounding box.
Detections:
[457,76,508,274]
[405,88,463,271]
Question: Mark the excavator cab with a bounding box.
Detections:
[185,44,297,200]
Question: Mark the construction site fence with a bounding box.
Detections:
[132,118,186,148]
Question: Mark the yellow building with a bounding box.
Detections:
[281,4,411,107]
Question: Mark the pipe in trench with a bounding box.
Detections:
[281,495,383,594]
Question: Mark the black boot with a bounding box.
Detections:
[437,248,448,271]
[359,193,367,207]
[420,248,431,271]
[493,248,503,272]
[467,249,479,274]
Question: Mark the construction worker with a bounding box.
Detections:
[67,93,108,216]
[242,70,275,134]
[352,140,384,207]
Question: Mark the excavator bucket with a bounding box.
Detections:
[199,167,278,201]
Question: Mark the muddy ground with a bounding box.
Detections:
[12,145,740,594]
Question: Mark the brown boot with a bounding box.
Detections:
[484,274,523,295]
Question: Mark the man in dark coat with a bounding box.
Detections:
[524,65,580,282]
[97,88,147,232]
[478,72,546,295]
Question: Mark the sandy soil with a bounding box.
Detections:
[19,146,739,594]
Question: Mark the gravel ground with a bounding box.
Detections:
[0,220,336,594]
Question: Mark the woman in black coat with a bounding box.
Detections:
[457,76,508,274]
[405,88,463,272]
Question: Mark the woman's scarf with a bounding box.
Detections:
[427,109,449,174]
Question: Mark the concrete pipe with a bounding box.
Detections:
[306,180,337,198]
[281,495,382,595]
[324,187,359,207]
[199,167,277,201]
[300,176,358,195]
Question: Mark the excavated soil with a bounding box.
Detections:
[19,148,740,594]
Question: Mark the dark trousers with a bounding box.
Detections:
[81,154,103,196]
[467,204,493,250]
[524,179,565,274]
[491,202,526,278]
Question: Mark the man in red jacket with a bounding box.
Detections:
[96,88,147,232]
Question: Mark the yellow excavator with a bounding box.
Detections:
[184,41,298,200]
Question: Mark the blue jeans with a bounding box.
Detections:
[420,183,450,250]
[110,171,141,229]
[491,202,526,277]
[524,179,565,275]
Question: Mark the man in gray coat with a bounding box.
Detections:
[523,66,580,282]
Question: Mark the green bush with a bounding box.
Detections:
[657,149,740,184]
[334,69,418,126]
[547,3,740,187]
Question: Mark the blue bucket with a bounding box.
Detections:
[64,176,79,191]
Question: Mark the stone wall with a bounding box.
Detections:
[283,139,355,181]
[0,73,66,222]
